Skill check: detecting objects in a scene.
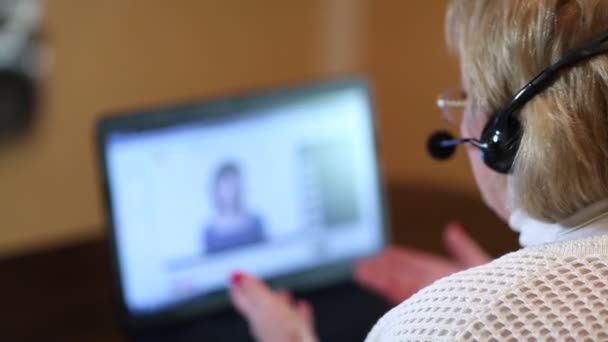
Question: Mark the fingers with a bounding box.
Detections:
[295,300,314,328]
[276,289,293,305]
[355,248,413,294]
[354,256,415,304]
[229,271,274,318]
[228,273,317,342]
[354,257,386,289]
[355,246,439,285]
[443,222,491,268]
[355,225,492,306]
[228,272,252,317]
[229,272,310,321]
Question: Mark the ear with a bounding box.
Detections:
[461,108,490,138]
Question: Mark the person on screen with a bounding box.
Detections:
[203,162,265,254]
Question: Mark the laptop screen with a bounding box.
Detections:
[99,79,387,318]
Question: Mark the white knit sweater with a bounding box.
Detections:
[366,204,608,341]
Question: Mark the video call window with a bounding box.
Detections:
[104,84,384,314]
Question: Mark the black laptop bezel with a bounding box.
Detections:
[95,76,391,333]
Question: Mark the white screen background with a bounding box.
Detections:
[105,86,384,313]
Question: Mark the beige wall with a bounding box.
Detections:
[369,1,475,191]
[0,0,478,257]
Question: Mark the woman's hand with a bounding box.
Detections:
[355,222,490,304]
[229,272,317,342]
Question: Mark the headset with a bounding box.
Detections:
[428,29,608,174]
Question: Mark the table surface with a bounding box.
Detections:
[0,185,518,341]
[1,238,391,342]
[2,239,129,341]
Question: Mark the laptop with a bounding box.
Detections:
[96,77,391,341]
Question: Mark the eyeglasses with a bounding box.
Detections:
[437,86,467,127]
[429,86,488,159]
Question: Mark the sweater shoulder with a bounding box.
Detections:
[366,242,608,341]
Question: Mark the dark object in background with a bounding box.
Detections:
[0,0,42,137]
[0,69,35,134]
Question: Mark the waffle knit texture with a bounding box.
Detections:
[365,236,608,341]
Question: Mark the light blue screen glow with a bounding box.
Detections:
[105,86,384,314]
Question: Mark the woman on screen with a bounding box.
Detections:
[226,0,608,340]
[203,162,265,254]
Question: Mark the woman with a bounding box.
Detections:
[203,162,265,254]
[229,0,608,340]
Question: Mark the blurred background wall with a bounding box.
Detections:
[0,0,486,257]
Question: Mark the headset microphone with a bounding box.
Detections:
[427,131,457,160]
[427,131,489,161]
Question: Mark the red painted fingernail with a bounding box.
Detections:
[231,272,244,285]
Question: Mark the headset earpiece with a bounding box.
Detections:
[479,111,522,174]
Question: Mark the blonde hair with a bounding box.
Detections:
[446,0,608,222]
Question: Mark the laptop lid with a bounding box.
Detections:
[96,77,389,331]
